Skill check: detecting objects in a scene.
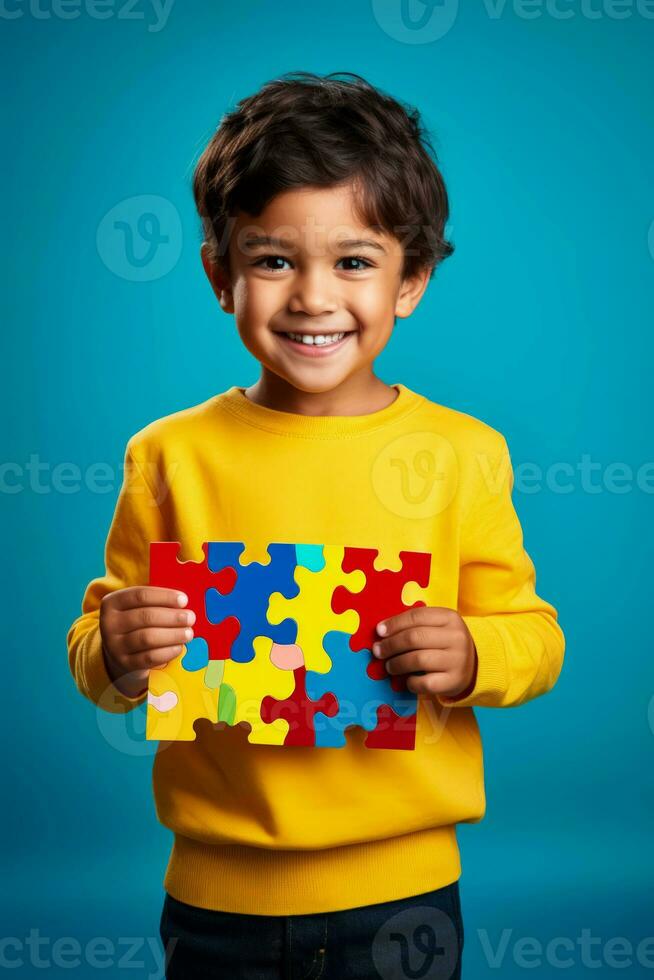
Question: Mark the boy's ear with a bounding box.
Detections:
[394,265,432,319]
[200,242,234,314]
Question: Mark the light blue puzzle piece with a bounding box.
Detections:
[181,636,209,672]
[295,544,326,573]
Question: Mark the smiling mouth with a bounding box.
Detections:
[276,330,357,356]
[280,330,354,347]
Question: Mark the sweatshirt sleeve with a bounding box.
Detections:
[67,439,165,714]
[438,432,565,709]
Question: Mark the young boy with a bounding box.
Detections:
[68,71,565,979]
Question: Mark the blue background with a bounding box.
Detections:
[3,1,653,976]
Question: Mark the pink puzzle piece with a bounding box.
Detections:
[270,642,304,671]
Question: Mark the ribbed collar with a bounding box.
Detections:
[215,382,423,439]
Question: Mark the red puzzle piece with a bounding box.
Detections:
[260,666,338,747]
[149,542,240,661]
[331,548,432,687]
[364,705,418,750]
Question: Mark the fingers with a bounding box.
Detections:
[108,586,189,611]
[124,645,189,671]
[378,648,461,698]
[373,626,458,660]
[376,606,453,639]
[381,648,449,676]
[100,587,195,684]
[405,671,459,696]
[120,625,195,656]
[117,605,196,635]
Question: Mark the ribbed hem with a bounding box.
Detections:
[215,382,424,439]
[438,615,508,708]
[163,825,461,915]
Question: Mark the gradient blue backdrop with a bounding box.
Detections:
[3,2,652,976]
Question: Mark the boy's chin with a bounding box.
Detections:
[269,364,358,396]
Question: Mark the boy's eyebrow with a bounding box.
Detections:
[242,234,387,254]
[337,237,387,253]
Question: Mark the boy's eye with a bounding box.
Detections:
[339,255,373,271]
[253,255,290,272]
[251,255,373,273]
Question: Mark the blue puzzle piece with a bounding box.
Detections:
[206,542,300,663]
[181,636,209,672]
[305,631,418,747]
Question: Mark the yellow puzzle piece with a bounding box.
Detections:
[146,648,220,741]
[221,635,296,745]
[267,544,365,674]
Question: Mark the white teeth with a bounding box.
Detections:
[285,331,346,346]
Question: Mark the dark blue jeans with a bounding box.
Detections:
[159,880,464,979]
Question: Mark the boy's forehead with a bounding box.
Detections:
[230,184,398,258]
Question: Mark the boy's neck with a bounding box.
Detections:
[242,371,398,418]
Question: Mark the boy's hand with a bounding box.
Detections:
[372,606,478,700]
[100,587,195,698]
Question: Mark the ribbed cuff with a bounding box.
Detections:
[438,616,508,708]
[81,626,148,714]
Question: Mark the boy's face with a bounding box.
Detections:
[201,182,430,396]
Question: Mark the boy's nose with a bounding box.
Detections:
[287,271,339,317]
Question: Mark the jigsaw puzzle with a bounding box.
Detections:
[146,542,432,749]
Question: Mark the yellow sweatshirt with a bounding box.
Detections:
[67,382,565,915]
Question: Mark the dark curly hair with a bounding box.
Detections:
[192,71,454,282]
